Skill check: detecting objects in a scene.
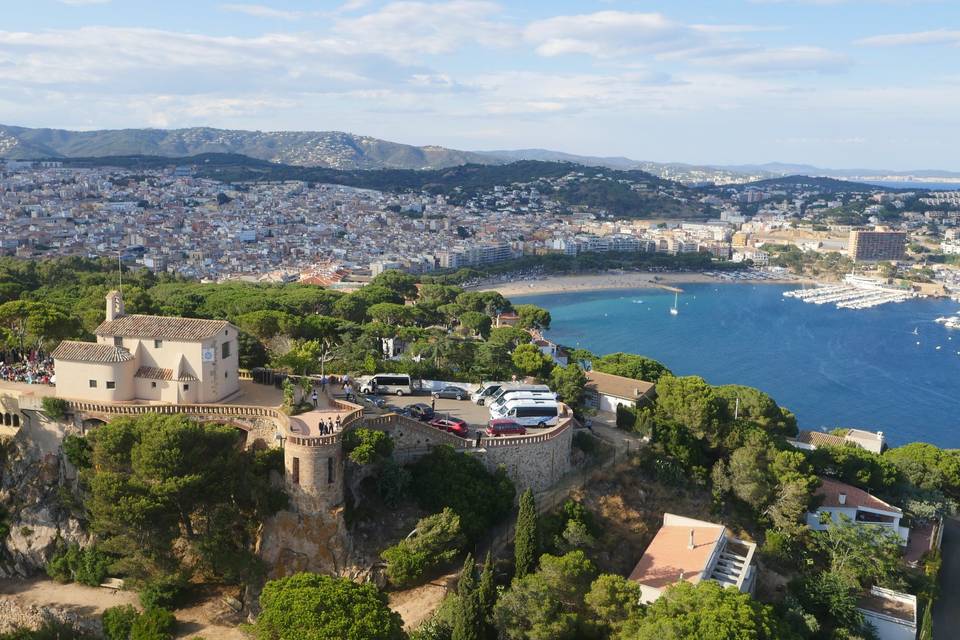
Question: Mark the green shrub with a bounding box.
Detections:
[62,434,92,469]
[102,605,140,640]
[377,459,411,509]
[46,543,110,586]
[572,431,598,456]
[139,574,187,610]
[409,445,515,541]
[381,508,465,588]
[615,404,636,430]
[409,617,453,640]
[129,608,176,640]
[41,397,69,420]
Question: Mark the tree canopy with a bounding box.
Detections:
[617,581,801,640]
[591,352,672,383]
[84,414,285,584]
[253,572,405,640]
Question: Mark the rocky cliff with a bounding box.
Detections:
[0,413,89,578]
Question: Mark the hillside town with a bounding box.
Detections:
[2,161,959,298]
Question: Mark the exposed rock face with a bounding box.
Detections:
[257,508,353,579]
[0,598,102,637]
[0,413,90,578]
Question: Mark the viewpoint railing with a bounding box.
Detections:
[66,400,291,431]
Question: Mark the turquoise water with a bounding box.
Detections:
[518,284,960,448]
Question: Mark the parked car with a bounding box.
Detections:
[429,417,470,437]
[407,403,435,421]
[433,386,468,400]
[363,395,386,408]
[486,419,526,437]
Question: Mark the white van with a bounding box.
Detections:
[489,391,558,414]
[496,399,559,428]
[471,382,505,406]
[359,373,413,396]
[487,384,552,407]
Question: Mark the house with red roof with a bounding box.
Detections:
[628,513,757,604]
[807,477,910,544]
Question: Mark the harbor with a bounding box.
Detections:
[782,275,915,310]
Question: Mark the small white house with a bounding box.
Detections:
[583,370,656,415]
[787,429,886,454]
[628,513,757,604]
[807,478,910,545]
[857,586,917,640]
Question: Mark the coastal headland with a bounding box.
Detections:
[473,271,810,297]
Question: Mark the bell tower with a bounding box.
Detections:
[105,290,125,322]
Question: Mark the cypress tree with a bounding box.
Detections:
[514,489,538,579]
[477,551,496,640]
[452,554,482,640]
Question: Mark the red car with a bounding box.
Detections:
[486,419,526,437]
[429,417,470,437]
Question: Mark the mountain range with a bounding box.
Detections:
[2,124,958,185]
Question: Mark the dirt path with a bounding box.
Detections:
[0,579,246,640]
[388,573,455,630]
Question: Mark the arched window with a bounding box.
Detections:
[3,413,10,426]
[12,414,19,427]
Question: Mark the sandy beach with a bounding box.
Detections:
[473,271,809,297]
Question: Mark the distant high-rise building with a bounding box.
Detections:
[848,229,906,262]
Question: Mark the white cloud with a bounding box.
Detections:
[219,4,304,20]
[525,11,698,58]
[856,29,960,47]
[692,46,851,73]
[332,1,517,59]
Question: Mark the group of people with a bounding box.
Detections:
[0,357,55,385]
[317,415,341,435]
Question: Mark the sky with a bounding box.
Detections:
[1,0,959,170]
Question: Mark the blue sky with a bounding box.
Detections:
[1,0,958,169]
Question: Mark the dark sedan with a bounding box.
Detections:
[433,386,468,401]
[406,403,435,421]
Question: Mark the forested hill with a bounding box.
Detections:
[733,174,901,193]
[0,124,495,170]
[48,153,709,218]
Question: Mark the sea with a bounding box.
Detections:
[516,283,960,448]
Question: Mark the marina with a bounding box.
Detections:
[782,275,914,310]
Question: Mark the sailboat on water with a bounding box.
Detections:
[670,291,679,316]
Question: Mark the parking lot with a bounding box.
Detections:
[375,391,492,427]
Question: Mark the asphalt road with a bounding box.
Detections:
[933,517,960,638]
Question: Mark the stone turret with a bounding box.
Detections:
[105,290,125,322]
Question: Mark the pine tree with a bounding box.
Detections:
[514,489,538,579]
[477,551,497,640]
[452,554,482,640]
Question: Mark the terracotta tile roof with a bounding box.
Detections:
[135,367,173,381]
[52,341,134,364]
[815,477,901,514]
[96,314,230,341]
[585,370,656,401]
[628,520,725,589]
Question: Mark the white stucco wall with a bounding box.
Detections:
[55,359,137,402]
